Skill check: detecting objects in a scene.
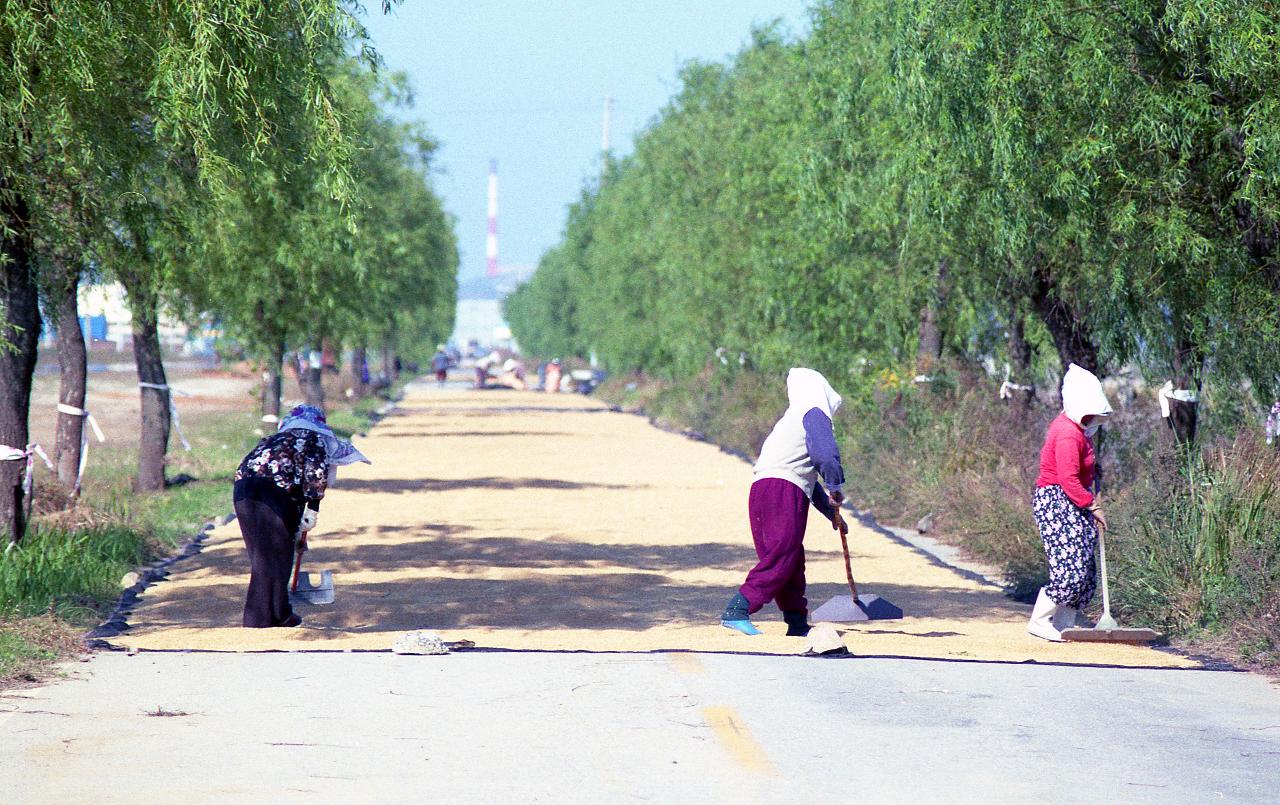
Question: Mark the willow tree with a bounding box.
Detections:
[886,0,1280,434]
[181,63,457,421]
[344,119,458,378]
[182,162,350,420]
[26,143,101,500]
[804,0,961,375]
[0,2,389,539]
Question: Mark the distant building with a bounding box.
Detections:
[452,299,512,355]
[48,282,212,354]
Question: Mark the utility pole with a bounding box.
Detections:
[602,95,613,153]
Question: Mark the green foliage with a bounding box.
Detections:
[3,3,453,366]
[0,525,147,614]
[0,1,368,204]
[177,60,458,370]
[509,26,872,378]
[509,7,1280,670]
[0,628,55,680]
[508,0,1280,405]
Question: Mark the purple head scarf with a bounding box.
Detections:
[278,405,370,466]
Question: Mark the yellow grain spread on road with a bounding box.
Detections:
[108,383,1197,668]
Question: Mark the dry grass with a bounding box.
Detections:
[0,613,82,689]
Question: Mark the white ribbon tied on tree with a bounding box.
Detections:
[56,403,106,492]
[998,365,1033,400]
[0,443,54,502]
[138,382,192,451]
[1157,380,1199,418]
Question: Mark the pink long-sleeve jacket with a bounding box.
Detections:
[1035,413,1096,508]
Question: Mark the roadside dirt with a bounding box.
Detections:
[27,351,257,452]
[104,383,1198,666]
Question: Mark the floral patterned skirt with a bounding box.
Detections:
[1032,485,1098,609]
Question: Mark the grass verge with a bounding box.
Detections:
[0,614,80,686]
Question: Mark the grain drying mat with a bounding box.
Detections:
[104,385,1198,668]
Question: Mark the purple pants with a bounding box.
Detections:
[739,478,809,614]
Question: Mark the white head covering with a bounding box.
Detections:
[1061,363,1113,424]
[786,368,842,419]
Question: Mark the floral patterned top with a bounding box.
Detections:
[235,428,329,505]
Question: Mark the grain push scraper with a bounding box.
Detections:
[811,510,902,622]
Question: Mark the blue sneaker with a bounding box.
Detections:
[720,592,759,634]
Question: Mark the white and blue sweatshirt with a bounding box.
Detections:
[753,368,846,518]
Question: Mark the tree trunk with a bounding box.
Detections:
[381,339,396,383]
[915,259,949,376]
[1005,304,1036,411]
[350,345,369,398]
[1167,324,1204,445]
[260,339,284,424]
[287,351,306,397]
[126,285,171,492]
[1029,258,1099,374]
[303,340,325,410]
[0,188,41,544]
[51,262,88,499]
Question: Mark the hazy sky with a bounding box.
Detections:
[359,1,812,298]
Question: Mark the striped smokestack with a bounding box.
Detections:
[486,159,499,278]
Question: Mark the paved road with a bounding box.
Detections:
[7,379,1279,801]
[4,650,1279,803]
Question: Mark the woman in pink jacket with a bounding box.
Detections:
[1028,364,1113,642]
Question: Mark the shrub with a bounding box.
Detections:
[839,371,1052,598]
[1111,438,1280,666]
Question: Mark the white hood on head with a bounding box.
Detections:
[1061,363,1113,424]
[786,368,841,419]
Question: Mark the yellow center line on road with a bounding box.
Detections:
[701,705,776,777]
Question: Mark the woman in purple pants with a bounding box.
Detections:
[721,368,847,637]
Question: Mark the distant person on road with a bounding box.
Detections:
[499,357,527,390]
[544,358,563,393]
[431,346,450,386]
[721,368,847,637]
[474,351,498,389]
[1028,363,1113,642]
[232,405,369,628]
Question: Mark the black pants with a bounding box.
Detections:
[233,478,304,628]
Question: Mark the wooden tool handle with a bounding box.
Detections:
[290,531,308,593]
[832,511,859,599]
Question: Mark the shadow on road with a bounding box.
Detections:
[128,528,1021,637]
